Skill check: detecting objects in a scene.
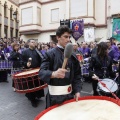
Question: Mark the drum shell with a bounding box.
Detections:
[12,68,47,93]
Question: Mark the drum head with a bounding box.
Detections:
[98,78,118,93]
[14,68,39,77]
[35,96,120,120]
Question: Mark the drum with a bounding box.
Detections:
[0,60,13,70]
[76,54,83,62]
[84,57,90,63]
[112,64,119,72]
[12,68,47,93]
[34,96,120,120]
[81,63,89,76]
[97,78,118,97]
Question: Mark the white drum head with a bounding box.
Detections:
[98,78,118,92]
[38,99,120,120]
[15,68,39,76]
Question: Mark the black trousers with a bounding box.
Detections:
[25,89,44,101]
[92,80,99,96]
[0,70,7,82]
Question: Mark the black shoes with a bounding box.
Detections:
[31,100,38,107]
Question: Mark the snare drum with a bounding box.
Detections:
[81,63,89,76]
[112,64,119,72]
[12,68,47,93]
[97,78,118,97]
[35,96,120,120]
[0,60,13,70]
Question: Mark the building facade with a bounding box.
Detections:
[0,0,19,39]
[19,0,120,43]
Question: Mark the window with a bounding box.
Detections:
[0,25,1,38]
[70,0,87,18]
[51,8,59,22]
[4,2,7,17]
[0,1,2,14]
[16,29,18,38]
[37,7,41,25]
[10,28,13,38]
[21,7,33,25]
[10,5,13,19]
[4,26,8,38]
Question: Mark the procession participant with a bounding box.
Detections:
[9,42,23,91]
[22,39,44,107]
[0,44,8,82]
[89,42,114,96]
[79,42,91,58]
[39,25,82,108]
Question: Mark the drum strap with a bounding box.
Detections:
[35,49,44,59]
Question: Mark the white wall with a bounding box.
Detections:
[95,0,106,25]
[21,31,56,42]
[41,1,66,30]
[111,0,120,15]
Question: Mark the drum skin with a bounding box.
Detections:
[34,96,120,120]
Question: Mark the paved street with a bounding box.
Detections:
[0,76,92,120]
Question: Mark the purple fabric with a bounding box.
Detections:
[111,44,119,52]
[4,47,10,53]
[8,46,13,52]
[108,47,119,61]
[71,20,84,41]
[41,50,46,55]
[79,47,90,58]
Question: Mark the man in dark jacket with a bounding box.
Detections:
[39,26,82,108]
[22,39,44,107]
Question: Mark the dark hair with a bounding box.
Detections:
[97,42,108,57]
[56,25,72,37]
[27,39,34,43]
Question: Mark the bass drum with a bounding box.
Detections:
[34,96,120,120]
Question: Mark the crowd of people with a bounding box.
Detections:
[0,25,120,108]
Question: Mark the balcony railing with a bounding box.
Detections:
[4,17,8,26]
[10,19,14,28]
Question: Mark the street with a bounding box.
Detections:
[0,76,92,120]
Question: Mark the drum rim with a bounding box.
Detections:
[34,96,120,120]
[12,68,40,78]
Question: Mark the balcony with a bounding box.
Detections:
[4,17,8,26]
[10,19,14,28]
[19,0,33,4]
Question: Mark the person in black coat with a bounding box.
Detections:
[0,44,8,82]
[9,42,23,90]
[89,42,114,96]
[22,39,44,107]
[39,26,82,108]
